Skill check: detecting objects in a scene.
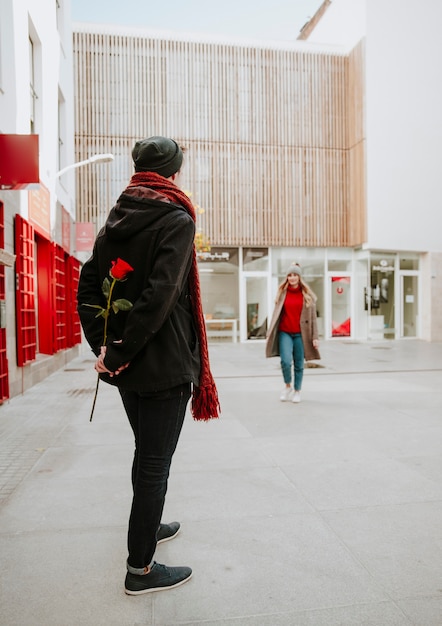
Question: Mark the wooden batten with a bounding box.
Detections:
[73,29,366,248]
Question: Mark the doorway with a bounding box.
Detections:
[241,273,270,341]
[400,273,419,337]
[328,274,352,338]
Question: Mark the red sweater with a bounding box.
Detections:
[278,286,303,333]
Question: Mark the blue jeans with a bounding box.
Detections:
[279,331,304,391]
[119,383,191,572]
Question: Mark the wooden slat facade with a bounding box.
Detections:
[73,28,366,247]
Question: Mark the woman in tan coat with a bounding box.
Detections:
[266,263,320,403]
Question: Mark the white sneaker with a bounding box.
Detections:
[280,387,293,402]
[292,391,301,403]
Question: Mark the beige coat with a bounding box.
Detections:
[265,289,321,361]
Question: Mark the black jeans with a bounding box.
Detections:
[119,383,191,572]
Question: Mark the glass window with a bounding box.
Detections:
[198,247,239,321]
[400,254,419,270]
[328,259,351,271]
[328,248,352,271]
[243,248,268,271]
[272,247,325,281]
[29,37,36,133]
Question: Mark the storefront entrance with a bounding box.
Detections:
[240,248,270,342]
[241,273,269,341]
[197,247,421,343]
[367,253,420,340]
[368,254,395,340]
[328,274,352,338]
[400,272,419,337]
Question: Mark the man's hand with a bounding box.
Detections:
[95,345,129,377]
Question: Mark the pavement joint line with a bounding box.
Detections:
[215,367,442,379]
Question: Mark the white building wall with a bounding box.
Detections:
[0,0,16,128]
[56,1,76,221]
[0,0,75,223]
[303,0,442,341]
[0,0,77,398]
[365,0,442,253]
[304,0,442,255]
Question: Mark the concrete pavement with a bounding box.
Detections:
[0,339,442,625]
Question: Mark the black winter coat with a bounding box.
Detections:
[77,187,201,392]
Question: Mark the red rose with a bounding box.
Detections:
[110,258,134,281]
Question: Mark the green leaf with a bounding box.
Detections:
[102,277,111,298]
[113,298,133,311]
[111,302,119,314]
[82,303,105,312]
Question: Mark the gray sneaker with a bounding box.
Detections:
[125,561,192,595]
[157,521,180,544]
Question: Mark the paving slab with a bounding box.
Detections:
[0,339,441,625]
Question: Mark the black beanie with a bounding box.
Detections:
[132,136,183,177]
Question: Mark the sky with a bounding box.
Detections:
[70,0,324,44]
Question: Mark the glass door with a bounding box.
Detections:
[400,273,419,337]
[329,274,352,338]
[241,273,269,341]
[369,254,396,340]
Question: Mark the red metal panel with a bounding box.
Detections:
[14,215,37,366]
[36,236,54,355]
[0,324,8,400]
[0,202,9,400]
[67,256,82,347]
[52,243,67,352]
[0,134,39,189]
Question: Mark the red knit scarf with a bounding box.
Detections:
[126,171,220,421]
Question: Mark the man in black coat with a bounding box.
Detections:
[78,136,218,595]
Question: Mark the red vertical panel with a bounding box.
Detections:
[14,215,37,366]
[52,243,67,352]
[36,236,54,355]
[67,256,82,347]
[0,202,9,400]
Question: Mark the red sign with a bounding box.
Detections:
[0,134,39,189]
[76,222,95,251]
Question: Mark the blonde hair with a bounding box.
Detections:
[275,275,317,307]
